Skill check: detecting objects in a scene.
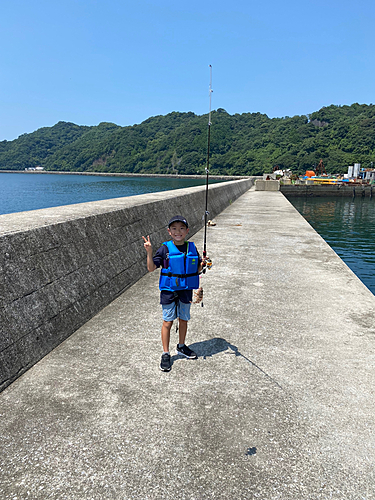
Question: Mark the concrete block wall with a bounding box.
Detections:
[0,177,255,391]
[281,184,374,197]
[255,179,280,191]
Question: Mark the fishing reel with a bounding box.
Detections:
[202,256,213,274]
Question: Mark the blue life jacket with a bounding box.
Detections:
[159,240,200,291]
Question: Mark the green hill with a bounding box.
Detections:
[1,103,374,175]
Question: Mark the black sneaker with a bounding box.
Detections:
[160,353,171,372]
[176,344,198,359]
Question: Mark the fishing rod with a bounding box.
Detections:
[203,64,213,265]
[193,66,213,307]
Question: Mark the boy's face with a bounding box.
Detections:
[168,222,189,244]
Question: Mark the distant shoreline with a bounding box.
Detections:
[0,170,250,181]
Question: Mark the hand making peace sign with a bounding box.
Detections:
[142,235,153,253]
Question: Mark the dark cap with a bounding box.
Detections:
[167,215,189,228]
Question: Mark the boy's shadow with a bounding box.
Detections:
[173,337,282,390]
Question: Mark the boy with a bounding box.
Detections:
[142,215,205,372]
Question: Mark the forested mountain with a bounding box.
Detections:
[1,103,374,175]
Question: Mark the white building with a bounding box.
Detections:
[365,170,375,181]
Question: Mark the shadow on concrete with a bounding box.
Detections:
[182,337,283,390]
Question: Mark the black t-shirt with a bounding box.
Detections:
[153,242,201,305]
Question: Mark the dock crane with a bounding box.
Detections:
[315,159,327,176]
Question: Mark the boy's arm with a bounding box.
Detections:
[142,235,157,272]
[198,259,206,273]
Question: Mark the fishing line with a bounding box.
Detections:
[203,64,213,262]
[194,65,213,307]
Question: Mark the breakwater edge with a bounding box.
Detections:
[286,194,375,296]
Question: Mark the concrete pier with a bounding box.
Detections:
[1,188,375,499]
[0,178,254,391]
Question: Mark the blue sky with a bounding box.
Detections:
[1,0,374,141]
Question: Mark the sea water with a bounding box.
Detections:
[288,195,375,296]
[0,172,218,216]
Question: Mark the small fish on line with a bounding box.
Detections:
[193,287,204,304]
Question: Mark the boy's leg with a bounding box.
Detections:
[160,303,176,372]
[161,320,173,353]
[178,319,188,345]
[176,301,191,345]
[176,301,197,359]
[161,302,177,353]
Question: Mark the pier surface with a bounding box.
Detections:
[1,188,375,499]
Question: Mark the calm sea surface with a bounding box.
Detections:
[288,195,375,296]
[0,172,219,215]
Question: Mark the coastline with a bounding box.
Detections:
[0,170,249,181]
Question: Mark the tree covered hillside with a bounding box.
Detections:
[1,103,374,175]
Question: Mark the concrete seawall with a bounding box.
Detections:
[0,177,255,391]
[281,183,374,197]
